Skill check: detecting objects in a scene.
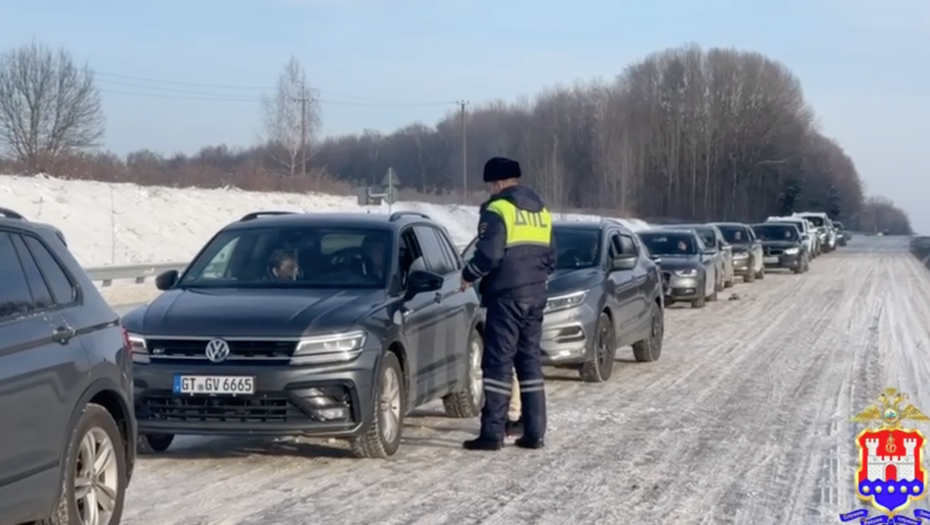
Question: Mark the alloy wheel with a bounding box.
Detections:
[75,428,119,525]
[379,367,402,444]
[468,338,484,409]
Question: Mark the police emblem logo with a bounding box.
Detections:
[840,388,930,524]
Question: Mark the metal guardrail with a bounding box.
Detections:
[84,242,472,287]
[85,263,188,287]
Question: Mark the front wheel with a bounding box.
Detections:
[580,313,615,383]
[43,404,127,525]
[351,352,406,458]
[691,279,707,308]
[443,328,483,418]
[138,433,174,454]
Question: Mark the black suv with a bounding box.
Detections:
[0,208,135,525]
[122,211,485,459]
[463,219,665,383]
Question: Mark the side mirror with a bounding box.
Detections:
[801,234,810,242]
[404,270,443,300]
[609,254,637,271]
[705,248,718,255]
[155,270,179,291]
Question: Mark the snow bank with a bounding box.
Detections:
[0,174,648,268]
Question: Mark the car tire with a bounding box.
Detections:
[708,284,718,302]
[41,403,127,525]
[632,303,663,362]
[691,279,706,308]
[443,328,483,418]
[579,313,615,383]
[744,263,756,283]
[724,275,734,288]
[756,266,765,280]
[351,351,405,459]
[137,433,174,454]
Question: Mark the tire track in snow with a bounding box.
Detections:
[121,236,928,525]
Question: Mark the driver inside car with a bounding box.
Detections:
[677,239,690,253]
[361,234,387,281]
[268,250,300,280]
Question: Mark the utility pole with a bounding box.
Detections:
[295,83,311,176]
[456,100,469,204]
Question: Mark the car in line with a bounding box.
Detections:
[122,210,485,459]
[462,219,665,383]
[709,222,765,282]
[669,223,734,289]
[751,222,811,274]
[766,216,818,257]
[793,212,836,253]
[834,220,849,246]
[637,228,719,308]
[0,208,135,525]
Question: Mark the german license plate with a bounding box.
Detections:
[173,375,255,395]
[763,256,779,264]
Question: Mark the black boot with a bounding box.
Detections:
[505,419,524,439]
[514,436,545,449]
[463,436,503,451]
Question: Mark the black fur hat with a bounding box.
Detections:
[482,157,522,182]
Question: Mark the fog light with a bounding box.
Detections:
[554,326,584,344]
[317,407,349,420]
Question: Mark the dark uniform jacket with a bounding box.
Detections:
[462,185,556,300]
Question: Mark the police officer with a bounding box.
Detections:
[460,156,555,451]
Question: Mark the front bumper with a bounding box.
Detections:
[731,256,752,275]
[133,352,379,437]
[664,274,702,301]
[540,304,597,365]
[763,252,802,269]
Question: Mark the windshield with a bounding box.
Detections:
[753,225,799,241]
[716,225,748,244]
[677,226,715,247]
[179,226,393,289]
[553,227,600,269]
[799,215,825,227]
[638,232,699,255]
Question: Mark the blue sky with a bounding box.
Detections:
[2,0,929,231]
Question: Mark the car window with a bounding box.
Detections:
[179,226,393,289]
[608,232,622,258]
[0,232,36,321]
[554,227,601,269]
[414,226,454,275]
[11,234,54,309]
[399,229,423,287]
[638,232,699,255]
[435,228,463,271]
[619,235,638,256]
[23,235,77,305]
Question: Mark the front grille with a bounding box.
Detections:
[139,390,313,424]
[764,247,784,256]
[146,338,298,364]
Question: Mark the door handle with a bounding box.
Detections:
[433,292,442,304]
[52,325,75,344]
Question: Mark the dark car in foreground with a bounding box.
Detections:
[710,222,765,282]
[637,228,718,308]
[122,210,485,459]
[462,220,664,383]
[0,208,135,525]
[750,222,810,274]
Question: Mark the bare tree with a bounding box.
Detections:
[0,41,104,173]
[260,56,320,176]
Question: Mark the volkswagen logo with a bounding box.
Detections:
[204,338,230,363]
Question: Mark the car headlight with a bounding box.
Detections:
[124,331,149,364]
[784,247,799,255]
[291,330,367,365]
[732,252,749,259]
[545,291,586,314]
[674,268,698,277]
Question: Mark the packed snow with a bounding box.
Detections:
[0,174,649,268]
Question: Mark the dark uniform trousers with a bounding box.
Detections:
[481,295,548,440]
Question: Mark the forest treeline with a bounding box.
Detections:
[0,41,913,234]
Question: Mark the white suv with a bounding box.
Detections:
[793,212,835,252]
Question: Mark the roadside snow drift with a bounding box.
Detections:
[0,174,648,268]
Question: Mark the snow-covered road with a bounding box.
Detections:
[119,236,930,525]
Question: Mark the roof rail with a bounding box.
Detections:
[390,211,430,222]
[0,207,25,219]
[239,211,298,222]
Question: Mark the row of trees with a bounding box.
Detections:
[0,40,914,234]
